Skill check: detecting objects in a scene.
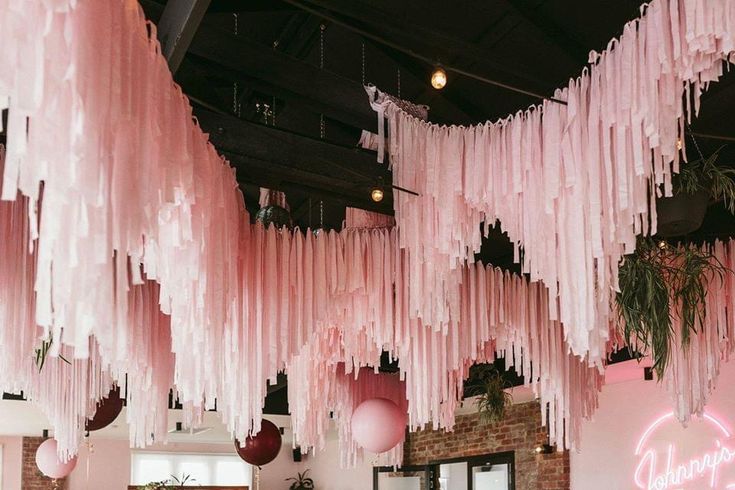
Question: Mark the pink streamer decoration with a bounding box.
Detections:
[369,0,735,364]
[0,0,732,467]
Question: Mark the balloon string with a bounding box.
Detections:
[85,437,91,490]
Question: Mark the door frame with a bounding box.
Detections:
[372,464,433,490]
[428,451,515,490]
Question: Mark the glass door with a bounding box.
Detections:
[373,465,432,490]
[467,452,514,490]
[470,462,511,489]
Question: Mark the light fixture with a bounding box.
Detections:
[676,138,683,151]
[371,178,385,202]
[431,66,447,90]
[534,443,554,454]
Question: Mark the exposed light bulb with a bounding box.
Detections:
[534,443,553,454]
[431,66,447,89]
[371,188,384,202]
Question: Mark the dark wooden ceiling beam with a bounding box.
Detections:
[141,0,377,132]
[208,0,294,13]
[194,107,393,214]
[290,0,551,92]
[156,0,212,74]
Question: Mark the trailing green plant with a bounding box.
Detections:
[675,147,735,213]
[285,469,314,490]
[616,238,729,379]
[34,335,70,371]
[467,364,513,424]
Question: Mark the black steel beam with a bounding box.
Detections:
[156,0,212,74]
[141,0,377,132]
[291,0,551,93]
[195,108,393,214]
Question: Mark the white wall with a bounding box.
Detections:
[571,359,735,490]
[67,439,242,490]
[260,430,373,490]
[0,436,22,490]
[63,431,374,490]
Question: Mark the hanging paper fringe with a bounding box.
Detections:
[368,0,735,365]
[0,0,732,467]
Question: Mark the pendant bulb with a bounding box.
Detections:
[431,65,447,89]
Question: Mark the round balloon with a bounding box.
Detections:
[86,387,124,432]
[234,419,282,466]
[35,439,77,479]
[351,397,407,453]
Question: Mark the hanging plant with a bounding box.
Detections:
[657,147,735,236]
[616,238,729,379]
[286,469,315,490]
[468,364,513,424]
[675,147,735,213]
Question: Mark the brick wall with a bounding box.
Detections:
[22,437,68,490]
[403,401,569,490]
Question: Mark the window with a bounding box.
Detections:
[130,451,252,487]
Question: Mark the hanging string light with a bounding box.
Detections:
[397,67,401,99]
[431,65,447,89]
[371,177,385,203]
[232,14,241,117]
[361,40,366,86]
[315,24,327,234]
[255,91,291,229]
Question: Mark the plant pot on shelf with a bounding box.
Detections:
[655,189,709,237]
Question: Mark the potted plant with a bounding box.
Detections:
[467,364,513,424]
[616,238,729,379]
[141,474,195,489]
[656,148,735,236]
[285,469,314,490]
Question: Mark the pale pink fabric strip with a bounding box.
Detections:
[369,0,735,367]
[0,0,732,466]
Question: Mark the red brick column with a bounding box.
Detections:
[403,401,570,490]
[22,437,68,490]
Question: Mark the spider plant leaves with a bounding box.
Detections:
[675,147,735,214]
[616,238,729,380]
[286,469,315,490]
[468,364,513,424]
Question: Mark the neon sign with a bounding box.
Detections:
[634,411,735,489]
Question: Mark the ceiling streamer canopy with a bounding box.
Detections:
[0,0,733,467]
[367,0,735,364]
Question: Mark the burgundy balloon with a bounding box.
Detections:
[234,419,282,466]
[85,387,124,432]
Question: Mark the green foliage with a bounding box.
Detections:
[34,335,71,371]
[286,469,315,490]
[616,238,728,379]
[140,474,195,489]
[468,364,513,424]
[675,148,735,213]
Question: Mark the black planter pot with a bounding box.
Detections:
[655,189,709,237]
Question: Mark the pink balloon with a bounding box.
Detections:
[351,397,407,453]
[35,439,77,479]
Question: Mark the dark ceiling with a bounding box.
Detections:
[138,0,735,275]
